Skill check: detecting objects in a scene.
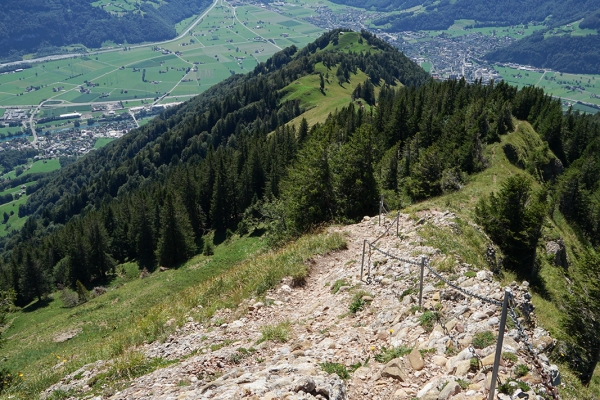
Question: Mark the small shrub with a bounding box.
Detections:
[374,346,412,363]
[514,364,529,378]
[258,320,291,344]
[59,288,79,308]
[419,310,441,332]
[331,279,349,294]
[464,271,476,278]
[319,362,350,380]
[92,286,107,297]
[203,239,214,256]
[75,280,90,303]
[472,331,495,349]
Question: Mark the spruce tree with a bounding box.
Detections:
[19,251,50,303]
[156,193,196,268]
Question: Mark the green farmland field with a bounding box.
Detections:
[0,0,324,120]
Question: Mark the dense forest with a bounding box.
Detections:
[0,0,212,59]
[486,33,600,74]
[2,29,600,388]
[331,0,600,32]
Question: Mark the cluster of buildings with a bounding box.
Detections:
[391,32,508,83]
[2,109,28,123]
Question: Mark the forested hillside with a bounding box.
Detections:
[2,29,600,395]
[328,0,600,32]
[486,33,600,74]
[0,0,211,59]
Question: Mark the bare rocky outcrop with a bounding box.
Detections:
[42,211,559,400]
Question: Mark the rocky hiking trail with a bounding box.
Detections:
[44,211,561,400]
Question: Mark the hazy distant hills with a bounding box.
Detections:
[330,0,600,31]
[0,0,211,61]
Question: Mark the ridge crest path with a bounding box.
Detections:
[43,211,559,400]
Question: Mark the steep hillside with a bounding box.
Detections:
[332,0,600,32]
[38,215,562,400]
[2,29,600,398]
[0,0,212,59]
[485,32,600,74]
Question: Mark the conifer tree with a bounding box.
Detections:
[19,251,50,302]
[156,193,196,268]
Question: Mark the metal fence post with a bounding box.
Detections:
[488,289,510,400]
[379,195,383,226]
[360,240,367,281]
[396,211,400,237]
[419,256,425,308]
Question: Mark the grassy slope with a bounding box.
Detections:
[405,120,600,398]
[3,235,265,396]
[3,231,346,398]
[281,32,396,128]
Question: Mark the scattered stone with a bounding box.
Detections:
[438,380,461,400]
[408,347,425,371]
[53,328,82,343]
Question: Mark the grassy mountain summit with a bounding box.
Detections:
[1,29,600,397]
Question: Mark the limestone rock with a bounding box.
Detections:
[381,358,408,381]
[438,380,461,400]
[408,347,425,371]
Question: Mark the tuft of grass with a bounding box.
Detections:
[456,379,470,390]
[374,346,412,364]
[210,339,234,352]
[319,362,351,380]
[502,352,518,364]
[498,378,530,395]
[514,364,529,378]
[464,271,477,278]
[472,331,496,349]
[348,290,372,314]
[419,310,441,332]
[470,357,480,372]
[257,320,291,344]
[229,347,256,364]
[88,351,174,390]
[331,279,349,294]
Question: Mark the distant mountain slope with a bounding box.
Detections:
[328,0,600,31]
[0,0,211,60]
[486,33,600,74]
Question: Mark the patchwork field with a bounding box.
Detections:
[0,0,324,113]
[494,66,600,112]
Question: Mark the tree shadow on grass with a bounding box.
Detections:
[22,297,53,313]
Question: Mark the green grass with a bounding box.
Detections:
[494,65,600,111]
[23,159,61,175]
[374,346,412,364]
[257,320,291,344]
[0,194,29,237]
[3,231,346,398]
[472,331,496,349]
[282,58,396,129]
[402,120,600,397]
[94,138,116,149]
[0,2,324,114]
[319,362,351,380]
